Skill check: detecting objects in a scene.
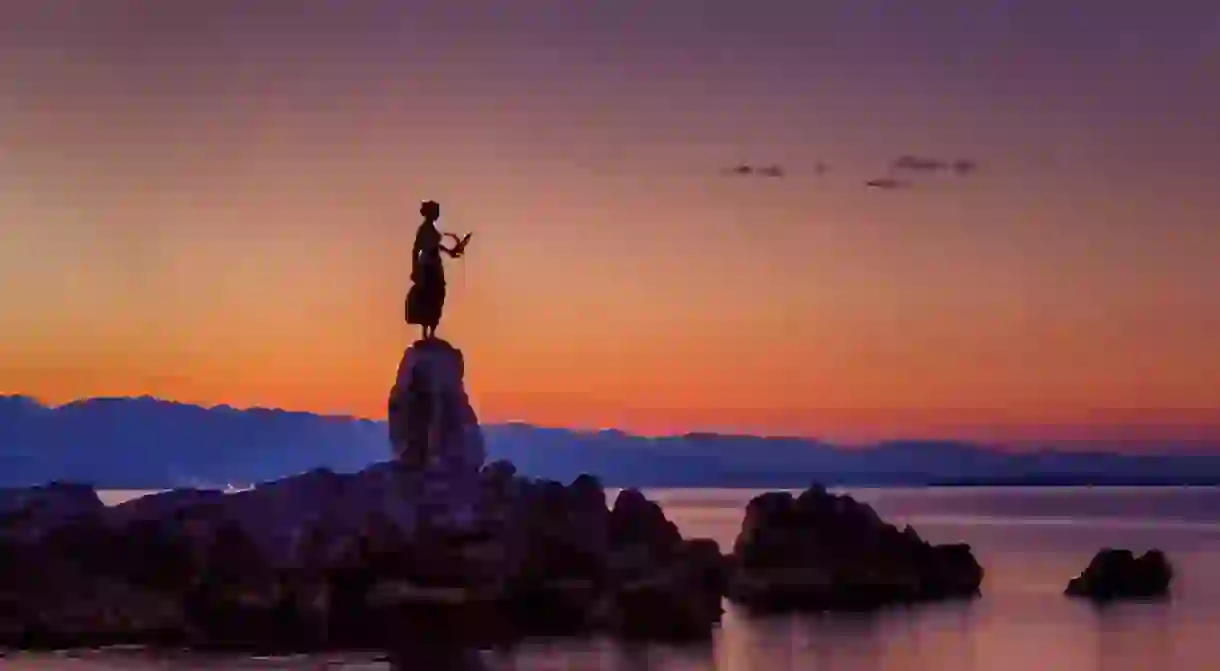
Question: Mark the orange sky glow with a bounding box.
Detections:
[2,2,1218,445]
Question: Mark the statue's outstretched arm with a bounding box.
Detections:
[441,232,472,257]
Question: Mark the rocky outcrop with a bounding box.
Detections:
[0,482,186,648]
[0,481,105,540]
[0,341,725,650]
[387,339,485,532]
[0,470,722,650]
[1065,548,1173,601]
[726,484,983,612]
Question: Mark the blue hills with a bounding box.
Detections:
[2,395,1220,489]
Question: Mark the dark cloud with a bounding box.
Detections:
[721,163,788,178]
[893,155,947,172]
[865,178,911,190]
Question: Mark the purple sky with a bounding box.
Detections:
[1,1,1218,443]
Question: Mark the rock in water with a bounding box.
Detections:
[726,484,983,612]
[1065,548,1173,601]
[388,339,486,532]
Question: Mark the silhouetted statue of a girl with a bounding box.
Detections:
[406,200,471,340]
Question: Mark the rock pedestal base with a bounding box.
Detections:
[387,339,485,532]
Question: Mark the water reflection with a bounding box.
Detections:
[1093,602,1177,671]
[498,636,714,671]
[725,608,886,671]
[719,600,987,671]
[385,639,490,671]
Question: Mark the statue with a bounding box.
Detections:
[405,200,472,340]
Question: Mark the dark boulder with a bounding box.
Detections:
[727,484,983,612]
[0,481,105,543]
[600,536,727,641]
[609,488,683,556]
[1066,548,1172,601]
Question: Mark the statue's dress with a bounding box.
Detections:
[406,223,447,327]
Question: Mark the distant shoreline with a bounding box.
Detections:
[6,395,1220,492]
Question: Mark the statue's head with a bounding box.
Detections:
[420,200,440,221]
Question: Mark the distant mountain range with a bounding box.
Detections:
[2,395,1220,489]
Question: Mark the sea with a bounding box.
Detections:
[7,486,1220,670]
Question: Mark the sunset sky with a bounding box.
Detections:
[2,1,1218,444]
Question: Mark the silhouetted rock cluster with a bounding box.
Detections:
[0,336,996,652]
[1065,548,1173,601]
[0,467,725,650]
[726,484,983,612]
[0,341,726,651]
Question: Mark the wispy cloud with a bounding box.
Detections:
[893,155,947,172]
[891,155,980,176]
[720,163,794,178]
[865,177,912,190]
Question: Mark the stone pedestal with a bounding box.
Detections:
[387,339,486,531]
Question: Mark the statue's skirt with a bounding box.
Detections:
[406,264,447,327]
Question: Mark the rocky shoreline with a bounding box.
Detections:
[0,339,989,651]
[0,470,729,651]
[0,474,993,652]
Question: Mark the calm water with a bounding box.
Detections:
[9,486,1220,670]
